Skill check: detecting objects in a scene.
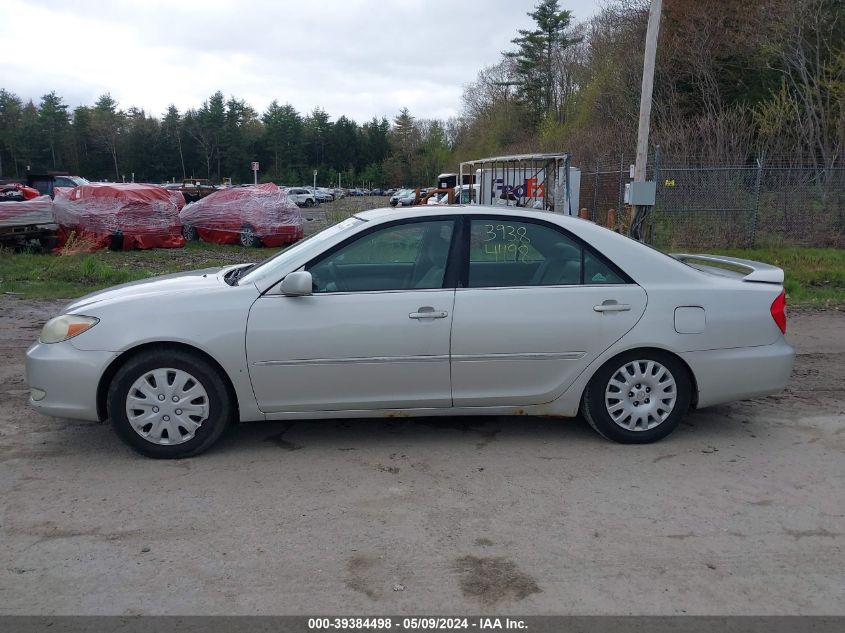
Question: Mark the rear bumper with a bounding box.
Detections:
[681,338,795,409]
[26,341,117,421]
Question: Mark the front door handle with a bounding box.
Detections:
[594,302,631,313]
[409,306,448,319]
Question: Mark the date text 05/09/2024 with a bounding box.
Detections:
[307,617,528,630]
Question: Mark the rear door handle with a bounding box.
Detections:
[409,306,448,319]
[594,302,631,312]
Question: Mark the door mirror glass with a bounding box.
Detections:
[280,270,313,296]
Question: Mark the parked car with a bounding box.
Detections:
[52,183,184,250]
[0,182,41,201]
[318,187,336,201]
[179,183,303,247]
[26,206,794,458]
[25,173,89,198]
[284,187,316,207]
[310,188,334,203]
[390,189,417,207]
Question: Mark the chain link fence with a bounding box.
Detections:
[578,159,845,248]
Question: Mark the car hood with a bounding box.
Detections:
[65,266,238,313]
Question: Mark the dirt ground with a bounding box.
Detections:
[0,297,843,615]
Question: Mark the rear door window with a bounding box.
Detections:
[467,218,629,288]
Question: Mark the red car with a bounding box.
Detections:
[52,183,185,250]
[0,182,41,201]
[179,183,304,247]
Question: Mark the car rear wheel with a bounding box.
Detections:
[107,349,233,458]
[304,199,314,208]
[581,350,692,444]
[182,225,198,241]
[239,224,261,247]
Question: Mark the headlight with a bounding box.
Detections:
[40,315,100,344]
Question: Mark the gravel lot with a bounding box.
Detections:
[0,297,843,615]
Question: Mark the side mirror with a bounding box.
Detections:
[280,270,313,296]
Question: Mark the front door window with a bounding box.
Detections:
[307,220,455,292]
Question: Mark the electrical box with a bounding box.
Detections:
[624,181,656,205]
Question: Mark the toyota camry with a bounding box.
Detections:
[26,206,794,458]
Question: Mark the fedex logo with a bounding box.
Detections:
[494,177,545,199]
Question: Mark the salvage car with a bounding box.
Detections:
[0,182,41,201]
[179,183,304,247]
[52,183,184,250]
[26,206,794,458]
[25,173,89,198]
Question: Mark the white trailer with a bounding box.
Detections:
[458,153,580,215]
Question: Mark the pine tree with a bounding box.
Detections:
[38,91,69,168]
[505,0,576,124]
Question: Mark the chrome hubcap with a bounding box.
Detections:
[605,360,676,431]
[125,368,209,445]
[240,228,255,245]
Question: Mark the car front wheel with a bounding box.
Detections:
[107,349,233,458]
[581,350,692,444]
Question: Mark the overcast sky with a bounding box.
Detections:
[1,0,600,122]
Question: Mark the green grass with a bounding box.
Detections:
[0,241,281,299]
[709,247,845,307]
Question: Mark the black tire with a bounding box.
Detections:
[239,224,261,247]
[107,349,234,458]
[581,349,692,444]
[182,224,198,241]
[304,198,314,208]
[40,234,59,251]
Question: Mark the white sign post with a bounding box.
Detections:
[251,161,259,185]
[313,169,318,205]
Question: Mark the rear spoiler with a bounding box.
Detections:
[671,253,784,284]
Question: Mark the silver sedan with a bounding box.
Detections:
[26,206,794,458]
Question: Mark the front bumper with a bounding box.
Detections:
[25,341,117,421]
[681,338,795,409]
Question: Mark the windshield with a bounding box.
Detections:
[236,216,365,286]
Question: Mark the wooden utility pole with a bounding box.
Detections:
[631,0,663,236]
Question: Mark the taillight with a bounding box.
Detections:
[771,290,787,334]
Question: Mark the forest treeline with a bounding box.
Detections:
[0,0,842,187]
